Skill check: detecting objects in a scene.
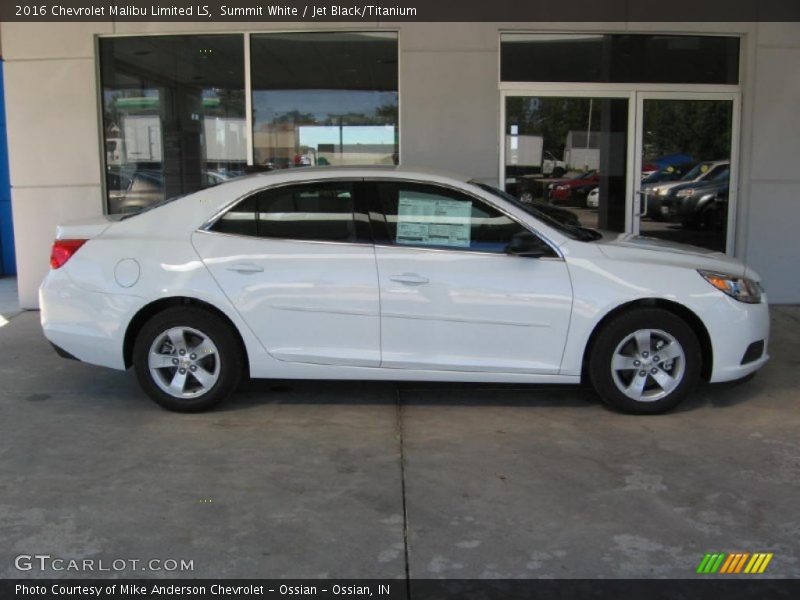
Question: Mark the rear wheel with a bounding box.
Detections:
[133,307,242,412]
[589,308,701,414]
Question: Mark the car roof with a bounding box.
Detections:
[248,164,471,184]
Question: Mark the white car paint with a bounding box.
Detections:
[40,167,769,396]
[587,187,599,208]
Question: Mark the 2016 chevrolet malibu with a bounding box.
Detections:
[40,167,769,414]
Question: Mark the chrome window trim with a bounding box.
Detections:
[193,228,375,248]
[198,177,366,246]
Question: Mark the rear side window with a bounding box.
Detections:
[376,182,531,253]
[210,182,356,242]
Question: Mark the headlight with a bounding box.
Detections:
[556,185,570,190]
[676,189,694,197]
[657,188,669,196]
[698,270,763,304]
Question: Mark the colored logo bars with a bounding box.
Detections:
[697,552,773,574]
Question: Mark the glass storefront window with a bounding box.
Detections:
[250,32,399,169]
[99,35,246,214]
[638,99,733,252]
[505,96,629,233]
[501,34,739,85]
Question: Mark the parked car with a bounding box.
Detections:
[586,187,599,209]
[547,170,600,205]
[41,167,769,415]
[665,168,730,230]
[108,169,164,214]
[642,160,729,221]
[513,189,581,226]
[640,164,694,186]
[641,153,694,178]
[109,169,244,214]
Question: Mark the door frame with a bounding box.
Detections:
[499,84,741,255]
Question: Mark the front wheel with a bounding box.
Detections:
[589,308,701,414]
[133,306,243,412]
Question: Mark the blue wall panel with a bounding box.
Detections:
[0,60,15,275]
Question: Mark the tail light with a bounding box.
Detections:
[50,239,87,269]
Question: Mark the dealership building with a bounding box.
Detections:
[0,18,799,306]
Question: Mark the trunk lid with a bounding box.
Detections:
[55,215,119,240]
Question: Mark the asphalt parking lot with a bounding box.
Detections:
[1,287,799,579]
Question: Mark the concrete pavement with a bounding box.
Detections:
[0,306,798,579]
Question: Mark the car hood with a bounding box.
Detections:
[594,232,747,277]
[643,180,689,194]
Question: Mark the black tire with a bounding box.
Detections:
[589,308,701,414]
[133,306,243,412]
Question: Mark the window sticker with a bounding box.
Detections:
[396,192,471,248]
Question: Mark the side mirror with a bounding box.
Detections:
[505,231,552,258]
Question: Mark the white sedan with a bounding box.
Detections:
[40,167,769,414]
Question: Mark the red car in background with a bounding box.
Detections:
[547,170,600,205]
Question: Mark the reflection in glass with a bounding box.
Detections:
[639,99,733,252]
[504,96,629,233]
[251,32,398,169]
[501,34,739,85]
[100,35,245,214]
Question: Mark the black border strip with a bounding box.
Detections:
[3,579,800,600]
[1,0,799,22]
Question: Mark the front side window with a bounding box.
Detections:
[211,182,357,243]
[376,183,534,254]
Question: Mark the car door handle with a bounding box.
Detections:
[226,263,264,274]
[390,273,429,285]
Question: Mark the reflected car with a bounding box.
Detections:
[640,164,693,186]
[512,188,581,227]
[642,160,729,221]
[42,167,769,416]
[108,169,164,214]
[587,187,599,209]
[547,170,600,205]
[665,169,730,230]
[109,169,244,214]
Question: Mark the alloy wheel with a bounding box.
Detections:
[610,328,686,402]
[148,326,221,399]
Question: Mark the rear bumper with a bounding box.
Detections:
[39,269,143,371]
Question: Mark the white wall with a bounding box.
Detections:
[741,23,800,302]
[2,21,799,306]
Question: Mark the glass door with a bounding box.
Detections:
[502,93,630,234]
[632,93,739,253]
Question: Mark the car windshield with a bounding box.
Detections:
[469,180,602,242]
[642,169,677,184]
[680,163,706,181]
[712,168,730,182]
[681,162,728,182]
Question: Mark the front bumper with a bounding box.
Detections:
[705,295,770,383]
